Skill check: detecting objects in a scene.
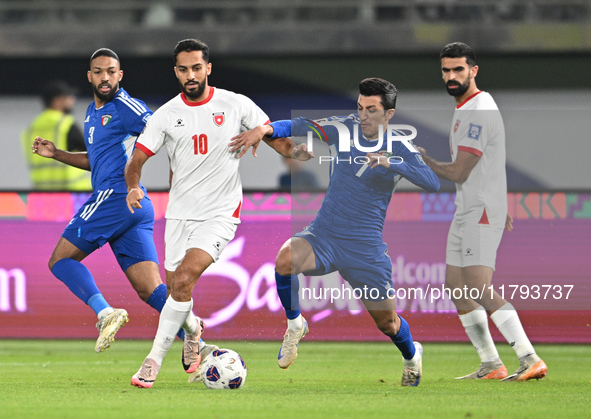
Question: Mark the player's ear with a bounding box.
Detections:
[87,71,92,83]
[119,70,123,82]
[207,62,212,76]
[386,109,395,121]
[471,65,479,78]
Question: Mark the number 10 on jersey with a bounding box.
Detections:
[193,134,208,155]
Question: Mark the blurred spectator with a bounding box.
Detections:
[279,156,319,191]
[21,80,91,190]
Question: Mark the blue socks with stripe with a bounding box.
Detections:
[391,315,416,360]
[52,258,108,315]
[275,271,300,319]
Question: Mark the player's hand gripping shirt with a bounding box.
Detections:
[270,115,439,237]
[136,87,269,221]
[450,91,507,228]
[84,88,152,193]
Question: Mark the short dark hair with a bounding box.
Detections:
[359,78,397,110]
[440,42,476,66]
[173,39,210,64]
[90,48,120,66]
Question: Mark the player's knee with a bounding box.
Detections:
[376,317,399,337]
[134,286,153,302]
[275,247,292,276]
[170,270,197,299]
[48,255,60,271]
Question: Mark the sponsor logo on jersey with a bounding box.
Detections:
[175,119,184,127]
[454,119,460,133]
[467,123,482,140]
[213,112,225,127]
[101,114,112,126]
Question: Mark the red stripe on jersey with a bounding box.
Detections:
[232,200,242,219]
[478,208,489,225]
[456,91,482,109]
[181,87,215,107]
[458,145,482,157]
[263,120,271,125]
[135,142,155,157]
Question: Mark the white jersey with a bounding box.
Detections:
[449,91,507,228]
[136,87,269,221]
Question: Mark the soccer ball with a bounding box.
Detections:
[200,349,247,390]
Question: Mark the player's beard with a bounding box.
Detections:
[92,82,119,102]
[446,77,470,97]
[182,78,206,100]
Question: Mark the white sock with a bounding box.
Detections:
[288,315,303,330]
[490,303,536,360]
[97,307,114,320]
[182,311,198,336]
[459,306,500,363]
[147,297,192,365]
[403,346,420,368]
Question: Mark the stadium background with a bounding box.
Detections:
[0,0,590,343]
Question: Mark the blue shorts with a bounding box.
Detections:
[62,189,159,272]
[295,224,393,299]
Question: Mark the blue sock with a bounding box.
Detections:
[146,283,167,311]
[87,294,110,315]
[52,258,109,315]
[146,283,185,340]
[275,271,300,320]
[390,315,416,360]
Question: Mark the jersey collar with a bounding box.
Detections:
[181,87,215,107]
[456,90,482,109]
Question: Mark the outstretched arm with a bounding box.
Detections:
[32,136,90,170]
[366,149,440,193]
[124,148,150,213]
[418,147,479,184]
[263,137,315,161]
[229,124,275,158]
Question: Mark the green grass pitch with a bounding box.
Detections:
[1,340,590,419]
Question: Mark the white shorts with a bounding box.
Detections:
[164,217,238,272]
[446,218,504,270]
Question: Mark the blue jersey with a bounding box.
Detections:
[271,114,439,237]
[84,88,152,193]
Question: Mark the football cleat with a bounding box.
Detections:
[278,317,309,369]
[456,359,508,380]
[401,342,423,387]
[95,308,128,353]
[188,342,221,383]
[501,355,547,382]
[131,358,161,389]
[182,317,204,374]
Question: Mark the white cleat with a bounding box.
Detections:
[501,354,547,382]
[278,317,309,369]
[95,308,128,353]
[188,342,220,383]
[131,358,161,389]
[182,317,204,374]
[401,342,423,387]
[456,359,508,380]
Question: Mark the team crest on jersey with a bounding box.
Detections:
[454,119,460,133]
[213,112,225,127]
[101,114,112,127]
